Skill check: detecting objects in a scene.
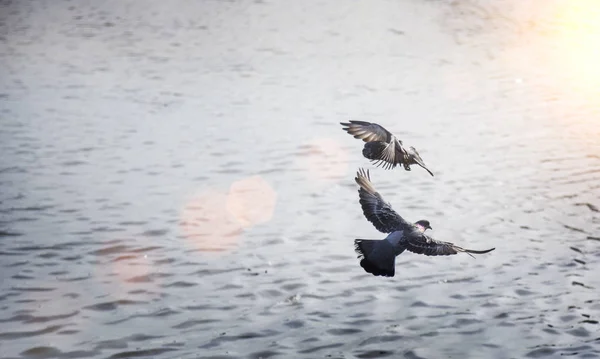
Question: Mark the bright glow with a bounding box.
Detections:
[298,137,349,184]
[179,176,277,255]
[226,175,277,228]
[111,254,154,292]
[517,0,600,100]
[551,0,600,95]
[180,189,242,255]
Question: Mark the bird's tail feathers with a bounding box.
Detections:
[354,238,378,259]
[354,238,396,277]
[455,246,496,258]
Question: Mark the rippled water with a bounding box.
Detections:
[1,0,599,358]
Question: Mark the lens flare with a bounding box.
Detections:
[298,137,349,184]
[109,253,155,293]
[86,233,158,298]
[500,1,600,101]
[547,0,600,97]
[226,175,277,228]
[179,189,242,255]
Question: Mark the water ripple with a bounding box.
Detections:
[1,0,600,358]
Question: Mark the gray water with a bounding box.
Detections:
[1,0,599,358]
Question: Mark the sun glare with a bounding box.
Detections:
[539,1,600,98]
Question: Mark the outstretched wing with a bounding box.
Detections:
[362,140,407,170]
[404,233,495,257]
[341,121,409,170]
[340,120,394,143]
[355,168,411,233]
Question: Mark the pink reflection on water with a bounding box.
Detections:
[113,254,154,287]
[92,235,158,300]
[298,137,349,185]
[179,175,277,254]
[180,189,242,254]
[226,175,277,228]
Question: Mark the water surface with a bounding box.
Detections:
[1,0,599,358]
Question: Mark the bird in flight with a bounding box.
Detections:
[353,168,495,277]
[340,120,434,176]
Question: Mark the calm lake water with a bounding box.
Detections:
[1,0,599,358]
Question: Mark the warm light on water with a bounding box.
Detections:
[444,0,600,146]
[180,189,243,254]
[110,253,154,295]
[298,138,349,185]
[2,0,599,358]
[493,0,600,103]
[226,175,277,229]
[179,176,277,254]
[543,1,600,97]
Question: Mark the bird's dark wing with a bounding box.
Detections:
[340,120,394,143]
[355,168,411,233]
[406,146,433,176]
[404,233,495,257]
[361,139,408,170]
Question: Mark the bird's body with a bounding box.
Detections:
[340,120,434,176]
[353,168,495,277]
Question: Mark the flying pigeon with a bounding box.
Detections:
[340,120,434,176]
[353,168,495,277]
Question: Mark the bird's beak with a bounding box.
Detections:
[427,225,433,230]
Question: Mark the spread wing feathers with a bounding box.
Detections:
[355,168,410,233]
[362,141,406,170]
[406,146,434,176]
[340,121,394,143]
[404,235,496,258]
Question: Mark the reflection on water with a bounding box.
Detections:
[532,0,600,99]
[1,0,599,358]
[298,137,350,185]
[179,175,277,254]
[446,0,600,128]
[226,175,277,229]
[180,189,243,254]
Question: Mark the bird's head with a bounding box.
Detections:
[408,146,422,159]
[408,146,434,177]
[414,220,432,232]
